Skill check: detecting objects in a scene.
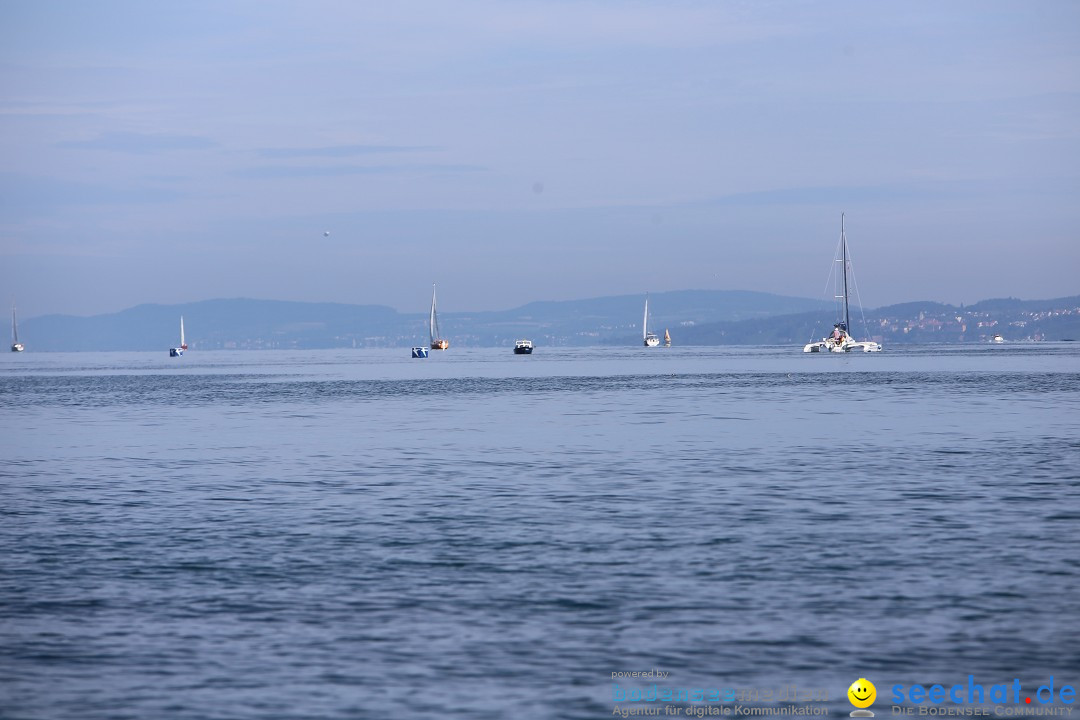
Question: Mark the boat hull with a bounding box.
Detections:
[513,346,533,354]
[11,343,24,352]
[803,339,881,353]
[644,335,660,347]
[431,339,449,350]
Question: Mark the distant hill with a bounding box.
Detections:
[17,292,1079,351]
[453,290,835,347]
[17,291,832,351]
[21,299,401,352]
[638,295,1080,346]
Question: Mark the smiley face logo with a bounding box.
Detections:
[848,678,876,709]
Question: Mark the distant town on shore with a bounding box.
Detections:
[14,290,1080,352]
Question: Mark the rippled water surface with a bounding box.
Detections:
[2,345,1079,719]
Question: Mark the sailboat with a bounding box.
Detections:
[664,329,671,347]
[169,316,187,357]
[429,284,449,350]
[11,301,24,352]
[803,214,882,353]
[643,294,660,347]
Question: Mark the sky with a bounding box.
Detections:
[1,0,1078,318]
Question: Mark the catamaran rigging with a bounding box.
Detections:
[803,214,882,353]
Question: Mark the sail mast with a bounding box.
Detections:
[429,283,437,344]
[841,213,850,332]
[180,316,185,348]
[11,303,17,344]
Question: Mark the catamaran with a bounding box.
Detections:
[10,301,24,352]
[169,316,187,357]
[643,294,660,347]
[429,284,449,350]
[803,214,882,353]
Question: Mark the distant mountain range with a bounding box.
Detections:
[14,292,1080,351]
[664,295,1080,346]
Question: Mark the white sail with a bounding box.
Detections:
[10,301,23,352]
[180,316,185,348]
[643,294,660,346]
[643,296,648,341]
[428,283,449,349]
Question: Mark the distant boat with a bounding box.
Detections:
[664,328,671,347]
[803,214,882,353]
[169,316,187,357]
[429,283,449,350]
[513,339,534,354]
[643,294,660,347]
[411,346,429,358]
[10,301,24,352]
[991,334,1004,344]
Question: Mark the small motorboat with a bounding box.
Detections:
[513,339,534,354]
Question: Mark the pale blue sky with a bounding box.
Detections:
[2,1,1078,317]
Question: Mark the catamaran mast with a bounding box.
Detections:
[841,213,850,332]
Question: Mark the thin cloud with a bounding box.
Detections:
[257,144,440,159]
[702,183,944,207]
[234,163,485,179]
[56,131,217,154]
[0,172,185,214]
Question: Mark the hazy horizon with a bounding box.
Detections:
[3,2,1079,317]
[13,286,1080,322]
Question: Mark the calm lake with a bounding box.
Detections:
[2,344,1078,719]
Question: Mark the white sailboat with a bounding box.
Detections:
[643,294,660,347]
[11,301,24,352]
[169,316,187,357]
[803,214,882,353]
[429,284,449,350]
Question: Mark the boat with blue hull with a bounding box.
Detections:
[169,316,187,357]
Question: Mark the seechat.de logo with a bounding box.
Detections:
[891,677,1076,707]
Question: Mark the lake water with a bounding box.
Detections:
[2,345,1078,719]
